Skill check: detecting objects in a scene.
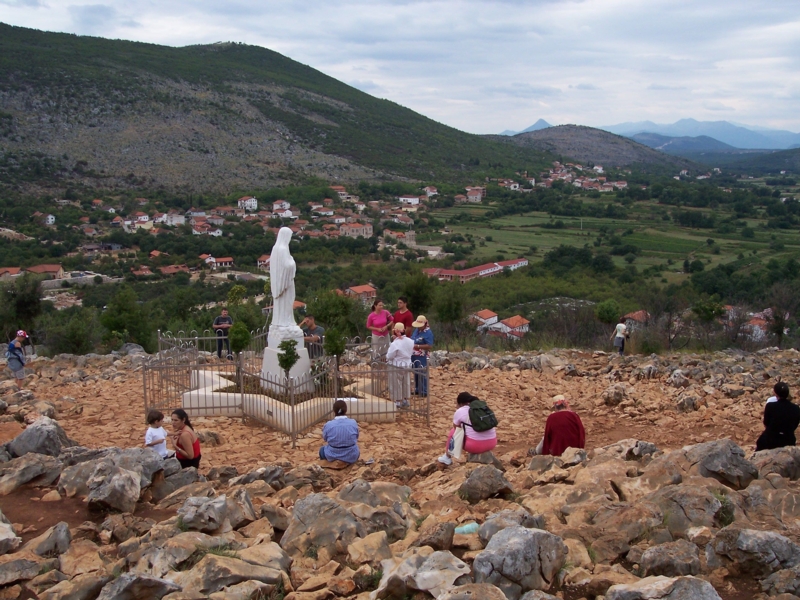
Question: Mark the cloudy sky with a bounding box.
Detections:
[2,0,799,134]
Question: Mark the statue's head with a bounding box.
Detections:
[277,227,293,246]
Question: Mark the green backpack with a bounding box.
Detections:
[468,399,498,432]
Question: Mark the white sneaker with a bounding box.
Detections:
[437,453,452,465]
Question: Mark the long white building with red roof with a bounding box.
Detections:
[423,258,528,284]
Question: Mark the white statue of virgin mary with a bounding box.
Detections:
[269,227,298,329]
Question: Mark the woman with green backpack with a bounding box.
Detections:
[438,392,497,465]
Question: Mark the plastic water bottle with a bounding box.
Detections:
[454,522,479,535]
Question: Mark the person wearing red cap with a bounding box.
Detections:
[6,330,28,388]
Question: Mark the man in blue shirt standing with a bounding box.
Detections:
[411,315,434,397]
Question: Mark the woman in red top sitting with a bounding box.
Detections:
[171,409,201,469]
[529,396,585,457]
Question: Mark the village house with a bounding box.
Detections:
[465,186,487,199]
[186,208,206,217]
[423,258,528,284]
[149,250,168,259]
[133,212,149,223]
[237,196,258,212]
[102,206,116,214]
[489,315,530,339]
[339,222,373,238]
[329,186,348,200]
[215,257,234,269]
[257,255,271,271]
[466,189,483,203]
[397,195,421,206]
[199,254,216,269]
[423,186,438,197]
[130,266,153,277]
[136,198,149,206]
[470,309,499,329]
[454,194,467,204]
[345,284,377,305]
[0,267,22,279]
[26,264,65,279]
[160,264,190,276]
[91,199,103,209]
[111,216,123,227]
[272,200,291,212]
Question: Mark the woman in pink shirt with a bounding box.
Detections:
[439,392,497,465]
[366,299,393,360]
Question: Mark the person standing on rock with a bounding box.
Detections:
[171,409,201,469]
[610,318,628,356]
[529,395,585,457]
[5,330,28,389]
[213,307,233,360]
[410,315,434,397]
[756,382,800,451]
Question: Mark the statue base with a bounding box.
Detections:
[261,325,314,394]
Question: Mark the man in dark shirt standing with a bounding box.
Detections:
[213,307,233,359]
[299,315,325,359]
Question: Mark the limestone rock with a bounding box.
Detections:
[458,465,513,504]
[22,522,71,556]
[228,465,285,489]
[87,464,142,514]
[752,447,800,481]
[0,550,42,585]
[0,453,62,495]
[436,583,506,600]
[519,592,560,600]
[237,541,291,573]
[596,439,658,461]
[681,439,758,490]
[178,495,228,533]
[59,539,107,577]
[37,574,112,600]
[348,531,392,565]
[177,554,284,595]
[479,508,545,546]
[761,565,800,596]
[281,494,362,558]
[7,416,76,458]
[667,370,690,388]
[158,482,216,510]
[96,573,181,599]
[413,521,455,551]
[226,487,257,529]
[206,465,239,485]
[641,540,701,577]
[603,384,628,406]
[713,526,800,576]
[648,486,723,537]
[0,519,21,555]
[473,526,567,600]
[605,575,722,600]
[372,548,469,599]
[617,455,683,502]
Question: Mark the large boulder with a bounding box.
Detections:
[87,464,142,514]
[96,573,180,599]
[228,466,285,489]
[22,522,71,556]
[0,550,42,585]
[605,575,721,600]
[38,574,112,600]
[7,416,76,458]
[372,548,470,599]
[0,509,21,556]
[59,448,165,497]
[761,565,800,596]
[473,526,567,600]
[225,488,257,529]
[458,465,513,504]
[680,439,758,490]
[280,494,362,558]
[712,526,800,577]
[0,453,62,495]
[130,531,242,577]
[177,496,228,533]
[641,540,701,577]
[479,508,545,546]
[647,486,723,537]
[176,554,283,595]
[752,447,800,481]
[617,455,683,503]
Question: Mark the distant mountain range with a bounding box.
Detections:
[630,133,736,154]
[602,119,800,150]
[499,119,552,136]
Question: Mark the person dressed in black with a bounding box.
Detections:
[213,307,233,360]
[756,382,800,451]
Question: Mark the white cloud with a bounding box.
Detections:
[2,0,800,133]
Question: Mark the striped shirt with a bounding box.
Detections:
[322,416,360,463]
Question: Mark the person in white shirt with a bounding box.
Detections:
[386,322,414,409]
[610,318,628,356]
[144,409,169,458]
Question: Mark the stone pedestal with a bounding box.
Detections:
[261,324,314,394]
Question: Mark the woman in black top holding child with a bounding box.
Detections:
[756,381,800,451]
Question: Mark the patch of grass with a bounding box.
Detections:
[255,579,285,600]
[505,491,523,504]
[587,546,597,564]
[414,516,426,529]
[713,491,735,527]
[457,489,469,502]
[175,516,190,533]
[354,567,383,591]
[178,544,239,571]
[304,544,319,559]
[38,563,54,576]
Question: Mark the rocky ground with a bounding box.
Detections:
[0,347,798,599]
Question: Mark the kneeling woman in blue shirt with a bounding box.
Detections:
[320,400,360,464]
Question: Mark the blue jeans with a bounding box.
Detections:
[216,333,230,358]
[413,356,428,396]
[319,446,327,460]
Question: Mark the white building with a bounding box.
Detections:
[238,196,258,212]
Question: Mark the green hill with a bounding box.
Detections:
[0,23,560,191]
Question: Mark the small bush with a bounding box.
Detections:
[713,492,735,527]
[354,568,383,591]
